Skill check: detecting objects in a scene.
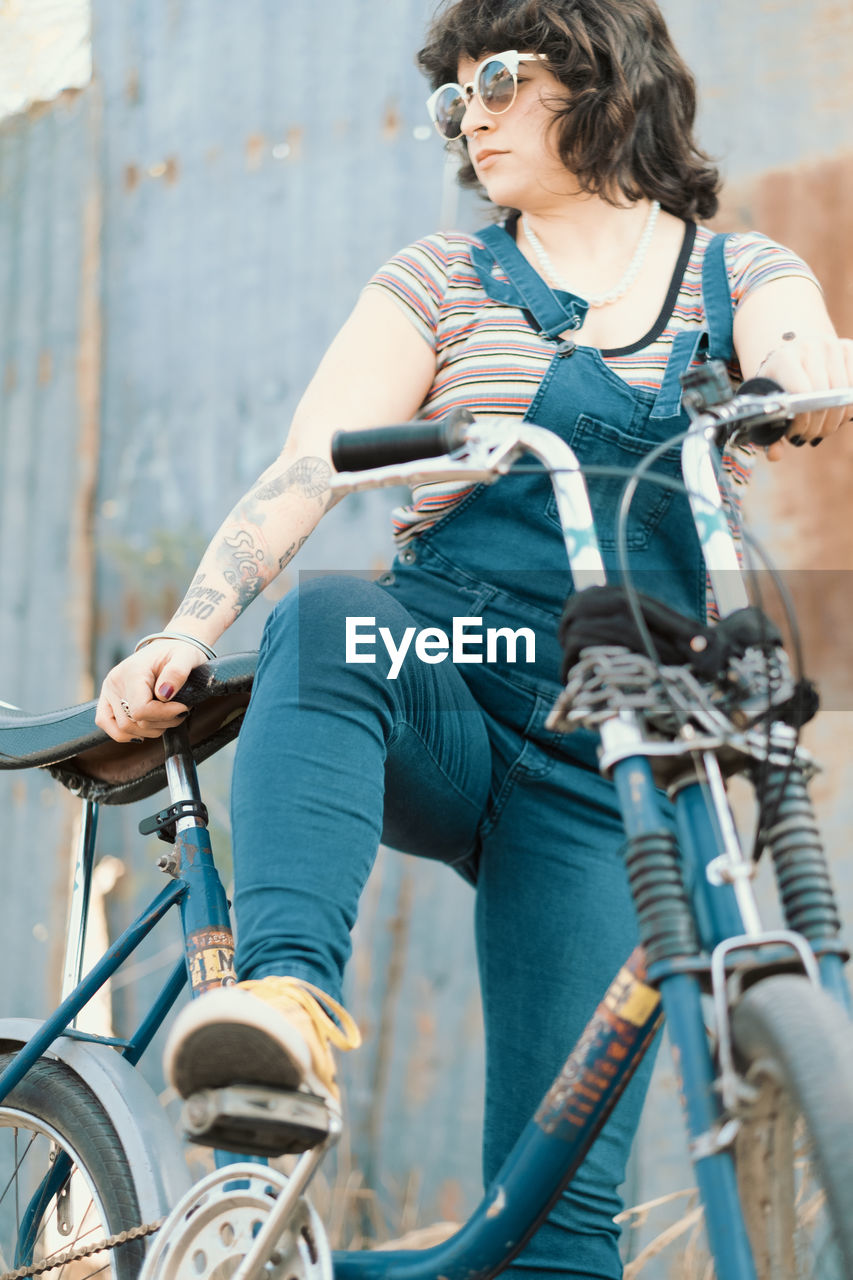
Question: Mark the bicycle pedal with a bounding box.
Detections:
[182,1085,331,1156]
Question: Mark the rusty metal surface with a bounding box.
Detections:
[0,87,98,1019]
[667,0,853,184]
[84,0,484,1234]
[0,0,483,1239]
[627,146,853,1273]
[2,0,853,1270]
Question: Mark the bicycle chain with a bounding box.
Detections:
[0,1216,164,1279]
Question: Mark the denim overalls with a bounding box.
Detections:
[231,226,734,1280]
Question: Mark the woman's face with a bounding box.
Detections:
[456,52,575,211]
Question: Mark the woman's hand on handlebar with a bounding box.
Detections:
[759,334,853,459]
[732,275,853,461]
[95,640,208,743]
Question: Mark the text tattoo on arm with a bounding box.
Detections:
[222,529,268,612]
[174,573,227,622]
[183,458,331,623]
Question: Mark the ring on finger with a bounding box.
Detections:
[119,699,137,722]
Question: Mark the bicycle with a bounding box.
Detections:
[1,367,853,1280]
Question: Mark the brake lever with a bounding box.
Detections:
[692,388,853,450]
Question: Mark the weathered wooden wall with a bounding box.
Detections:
[1,1,852,1272]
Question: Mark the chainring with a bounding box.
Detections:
[138,1164,332,1280]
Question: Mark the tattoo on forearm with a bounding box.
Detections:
[253,457,331,502]
[277,535,309,571]
[209,462,324,616]
[221,529,269,613]
[174,572,227,622]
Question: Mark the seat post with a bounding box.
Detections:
[60,799,99,1018]
[162,723,206,829]
[159,723,237,999]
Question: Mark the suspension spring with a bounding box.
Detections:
[757,762,842,944]
[624,830,699,968]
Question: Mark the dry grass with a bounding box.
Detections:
[270,1121,455,1252]
[282,1139,717,1272]
[179,1106,823,1275]
[617,1189,714,1278]
[302,1172,718,1271]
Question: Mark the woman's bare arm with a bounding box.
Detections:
[96,287,435,741]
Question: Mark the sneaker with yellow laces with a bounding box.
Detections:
[163,976,362,1109]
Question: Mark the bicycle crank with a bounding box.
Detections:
[138,1164,332,1280]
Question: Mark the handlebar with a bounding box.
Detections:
[328,380,853,619]
[332,382,853,472]
[682,369,853,448]
[714,377,792,447]
[331,409,473,472]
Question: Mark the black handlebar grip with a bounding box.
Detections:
[729,376,791,447]
[331,409,474,472]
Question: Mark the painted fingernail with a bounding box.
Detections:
[131,737,144,744]
[810,437,824,447]
[788,435,806,447]
[157,684,175,700]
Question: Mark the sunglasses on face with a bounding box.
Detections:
[425,50,546,140]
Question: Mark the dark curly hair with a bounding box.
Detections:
[417,0,720,220]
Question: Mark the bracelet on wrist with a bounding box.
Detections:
[134,631,217,661]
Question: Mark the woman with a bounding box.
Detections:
[96,1,853,1275]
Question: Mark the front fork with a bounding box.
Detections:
[605,711,852,1278]
[673,749,851,1012]
[607,734,758,1280]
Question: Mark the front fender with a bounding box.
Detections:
[0,1018,192,1223]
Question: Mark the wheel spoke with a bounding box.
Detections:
[0,1113,128,1279]
[0,1051,151,1280]
[37,1197,103,1254]
[0,1132,40,1222]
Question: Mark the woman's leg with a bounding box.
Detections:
[475,745,657,1280]
[231,573,493,1002]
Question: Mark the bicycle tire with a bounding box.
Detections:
[0,1050,147,1279]
[730,974,853,1280]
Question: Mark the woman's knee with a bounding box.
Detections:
[259,573,430,705]
[269,572,393,625]
[263,574,399,661]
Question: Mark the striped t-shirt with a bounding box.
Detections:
[366,221,818,553]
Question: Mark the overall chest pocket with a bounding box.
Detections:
[544,413,682,552]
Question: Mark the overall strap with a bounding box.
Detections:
[701,233,734,362]
[650,329,706,420]
[650,231,734,420]
[472,224,590,339]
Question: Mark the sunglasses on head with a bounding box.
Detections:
[426,50,546,140]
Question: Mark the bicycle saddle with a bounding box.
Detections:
[0,653,257,805]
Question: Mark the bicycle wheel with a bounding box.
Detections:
[0,1051,147,1279]
[730,974,853,1280]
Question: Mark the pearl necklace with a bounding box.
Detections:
[522,200,661,309]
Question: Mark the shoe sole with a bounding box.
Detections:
[164,988,317,1099]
